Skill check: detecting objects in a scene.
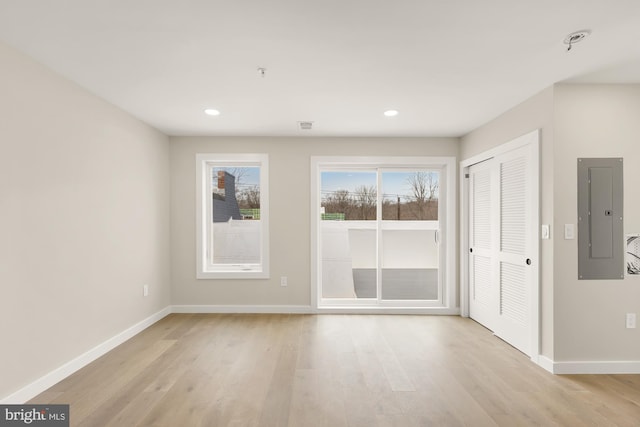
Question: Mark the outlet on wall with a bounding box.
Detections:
[280,276,287,287]
[541,224,550,240]
[626,313,636,329]
[143,285,149,297]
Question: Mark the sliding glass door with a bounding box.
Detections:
[380,171,440,301]
[315,158,453,310]
[320,170,378,299]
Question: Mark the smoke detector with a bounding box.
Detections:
[564,30,591,51]
[298,121,314,130]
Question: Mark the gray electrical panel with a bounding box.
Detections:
[577,158,624,280]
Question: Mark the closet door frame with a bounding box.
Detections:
[460,130,540,362]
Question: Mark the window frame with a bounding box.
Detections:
[196,153,269,279]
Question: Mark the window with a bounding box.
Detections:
[196,153,269,279]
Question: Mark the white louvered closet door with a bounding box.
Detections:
[468,143,535,357]
[493,144,534,356]
[468,159,498,332]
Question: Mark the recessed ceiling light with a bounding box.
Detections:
[384,110,399,117]
[204,108,220,116]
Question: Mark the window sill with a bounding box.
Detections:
[197,270,270,280]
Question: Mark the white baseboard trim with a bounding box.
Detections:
[551,361,640,375]
[535,356,640,374]
[1,306,171,404]
[537,355,555,373]
[171,305,313,314]
[171,305,460,315]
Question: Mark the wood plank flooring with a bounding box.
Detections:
[29,314,640,426]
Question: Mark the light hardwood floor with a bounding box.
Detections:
[30,314,640,426]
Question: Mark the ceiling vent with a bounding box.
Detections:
[298,121,314,130]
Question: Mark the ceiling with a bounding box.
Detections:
[0,0,639,137]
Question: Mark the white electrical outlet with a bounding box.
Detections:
[280,276,288,287]
[143,285,149,297]
[541,224,550,240]
[626,313,636,329]
[564,224,575,240]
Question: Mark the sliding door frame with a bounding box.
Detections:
[310,156,457,314]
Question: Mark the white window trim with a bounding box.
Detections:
[196,153,269,279]
[310,156,457,312]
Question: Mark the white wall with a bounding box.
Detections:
[0,42,171,399]
[170,137,458,306]
[460,86,555,358]
[553,84,640,361]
